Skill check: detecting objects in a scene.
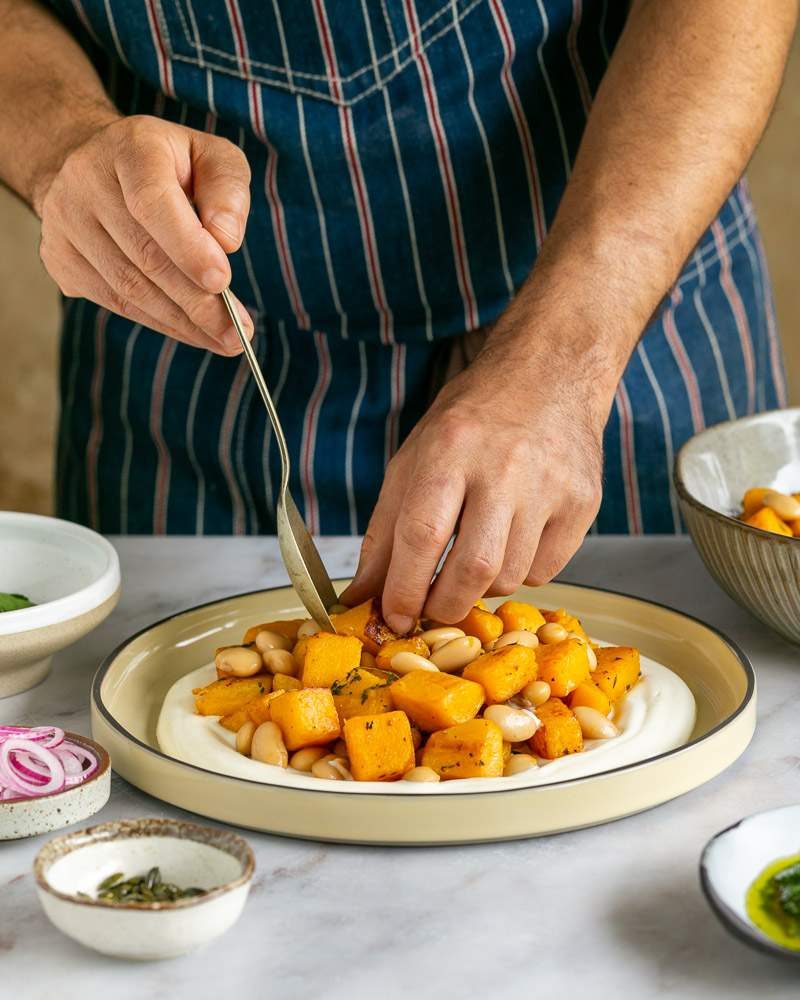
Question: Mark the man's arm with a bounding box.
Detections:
[0,0,253,353]
[345,0,798,631]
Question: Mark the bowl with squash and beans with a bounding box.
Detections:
[161,597,680,786]
[675,407,800,644]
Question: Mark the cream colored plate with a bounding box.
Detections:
[91,582,755,845]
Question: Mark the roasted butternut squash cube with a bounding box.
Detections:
[242,618,303,645]
[331,668,394,724]
[272,674,302,693]
[530,698,583,759]
[391,670,484,732]
[219,707,252,732]
[462,645,538,704]
[536,638,591,697]
[593,647,641,702]
[790,518,800,538]
[330,598,397,654]
[568,680,611,716]
[741,487,770,518]
[293,636,311,671]
[193,676,272,717]
[455,606,504,647]
[375,636,431,670]
[244,690,286,726]
[268,687,341,751]
[421,718,504,779]
[542,608,591,644]
[744,507,792,536]
[495,600,546,634]
[301,633,363,688]
[344,711,415,781]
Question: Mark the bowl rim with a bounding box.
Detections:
[0,732,110,808]
[699,804,800,961]
[92,579,756,800]
[0,512,121,636]
[674,407,800,546]
[33,817,255,911]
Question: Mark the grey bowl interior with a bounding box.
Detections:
[677,408,800,517]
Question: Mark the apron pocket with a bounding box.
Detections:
[155,0,485,106]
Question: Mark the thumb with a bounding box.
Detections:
[192,133,251,254]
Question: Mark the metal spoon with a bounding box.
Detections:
[220,288,338,631]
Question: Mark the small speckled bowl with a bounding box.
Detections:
[700,804,800,960]
[34,818,255,960]
[0,512,120,697]
[0,733,110,841]
[675,408,800,645]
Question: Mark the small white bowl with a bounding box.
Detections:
[0,512,120,696]
[700,804,800,960]
[0,733,110,841]
[34,818,255,960]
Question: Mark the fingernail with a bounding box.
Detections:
[209,212,241,243]
[201,267,227,293]
[386,614,414,635]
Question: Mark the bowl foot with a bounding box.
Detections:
[0,656,52,698]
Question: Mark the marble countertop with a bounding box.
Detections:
[2,536,800,998]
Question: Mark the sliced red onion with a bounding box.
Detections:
[0,727,97,800]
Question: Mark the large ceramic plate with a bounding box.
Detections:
[91,582,755,845]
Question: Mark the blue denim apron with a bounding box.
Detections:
[49,0,786,534]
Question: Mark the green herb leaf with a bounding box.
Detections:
[0,593,34,613]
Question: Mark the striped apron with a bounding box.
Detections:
[49,0,786,535]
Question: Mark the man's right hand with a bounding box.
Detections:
[36,115,253,354]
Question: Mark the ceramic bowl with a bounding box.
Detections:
[675,408,800,644]
[700,804,800,959]
[0,512,121,696]
[0,732,110,841]
[34,818,255,960]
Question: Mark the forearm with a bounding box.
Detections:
[488,0,797,403]
[0,0,120,214]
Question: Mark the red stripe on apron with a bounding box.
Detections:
[710,218,756,414]
[663,287,704,433]
[150,339,177,534]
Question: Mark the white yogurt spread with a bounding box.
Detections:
[157,646,697,795]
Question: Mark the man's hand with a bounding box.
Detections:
[37,115,253,354]
[342,329,608,633]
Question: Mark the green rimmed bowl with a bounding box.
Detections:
[675,407,800,644]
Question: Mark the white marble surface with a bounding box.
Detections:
[2,536,800,998]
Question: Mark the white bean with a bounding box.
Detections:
[215,646,263,678]
[573,706,619,740]
[297,619,322,639]
[430,635,482,672]
[421,626,465,649]
[494,630,539,650]
[763,490,800,522]
[311,756,353,780]
[402,766,441,783]
[235,720,256,756]
[484,704,539,742]
[262,649,298,676]
[289,747,328,772]
[503,754,538,776]
[390,651,439,675]
[519,680,551,707]
[250,722,288,767]
[537,622,568,645]
[254,629,293,653]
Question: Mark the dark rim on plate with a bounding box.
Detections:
[674,406,800,546]
[91,580,756,800]
[34,817,255,910]
[699,809,800,961]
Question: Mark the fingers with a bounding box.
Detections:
[380,471,465,633]
[525,515,591,588]
[98,200,252,352]
[424,487,513,623]
[485,511,545,597]
[115,129,232,293]
[190,132,251,254]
